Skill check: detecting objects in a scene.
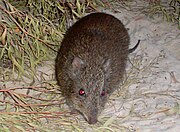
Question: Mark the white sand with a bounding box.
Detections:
[99,4,180,132]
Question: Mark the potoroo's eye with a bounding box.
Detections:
[101,89,105,96]
[79,89,86,96]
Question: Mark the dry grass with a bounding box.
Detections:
[111,0,180,29]
[0,0,109,80]
[147,0,179,27]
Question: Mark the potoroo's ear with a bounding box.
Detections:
[102,58,111,77]
[71,57,85,77]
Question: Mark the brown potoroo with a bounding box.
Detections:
[55,12,139,124]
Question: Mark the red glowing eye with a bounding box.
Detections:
[79,89,85,96]
[101,90,105,96]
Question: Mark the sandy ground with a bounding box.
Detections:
[1,1,180,132]
[99,3,180,132]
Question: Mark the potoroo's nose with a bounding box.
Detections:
[87,107,98,124]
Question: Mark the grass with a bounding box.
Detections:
[0,0,62,80]
[111,0,180,29]
[147,0,180,28]
[0,0,108,81]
